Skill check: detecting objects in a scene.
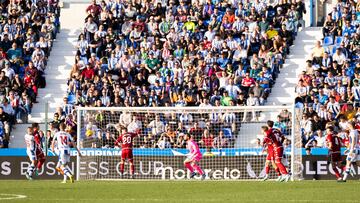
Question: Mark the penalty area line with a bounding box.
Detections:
[0,193,27,200]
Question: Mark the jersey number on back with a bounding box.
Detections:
[60,136,68,145]
[122,136,132,144]
[273,131,282,143]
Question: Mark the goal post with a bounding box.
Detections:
[75,106,302,181]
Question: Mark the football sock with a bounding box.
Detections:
[193,164,204,175]
[185,162,194,173]
[265,165,270,175]
[332,165,341,179]
[27,164,35,177]
[130,164,134,175]
[343,168,350,180]
[275,168,281,176]
[276,163,288,175]
[120,162,124,174]
[62,166,72,178]
[37,157,45,170]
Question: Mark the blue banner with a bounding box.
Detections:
[0,147,347,156]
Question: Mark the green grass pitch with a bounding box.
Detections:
[0,180,359,202]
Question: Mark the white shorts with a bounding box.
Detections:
[59,149,70,165]
[346,149,360,162]
[54,148,60,156]
[27,149,37,161]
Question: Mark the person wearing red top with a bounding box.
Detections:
[0,48,7,60]
[262,140,281,181]
[86,0,101,16]
[132,16,146,33]
[25,61,38,80]
[114,128,139,179]
[222,9,235,23]
[81,64,95,80]
[241,73,255,95]
[188,122,204,142]
[261,121,290,182]
[199,129,214,149]
[32,123,46,175]
[325,126,343,180]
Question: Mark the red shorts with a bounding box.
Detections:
[36,148,45,160]
[266,148,274,161]
[121,149,133,161]
[274,146,284,161]
[330,151,341,162]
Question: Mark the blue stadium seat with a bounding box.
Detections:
[222,128,233,138]
[331,46,338,55]
[334,36,343,46]
[67,94,76,104]
[323,36,333,46]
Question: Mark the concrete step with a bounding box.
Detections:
[10,3,88,147]
[9,123,46,148]
[265,27,321,106]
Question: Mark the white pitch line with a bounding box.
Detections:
[0,193,27,200]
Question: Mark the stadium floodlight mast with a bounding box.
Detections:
[75,106,302,181]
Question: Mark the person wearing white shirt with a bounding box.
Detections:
[127,115,142,133]
[148,115,165,137]
[300,115,313,138]
[1,99,14,116]
[295,80,308,98]
[315,130,327,148]
[332,48,347,66]
[326,97,340,118]
[225,78,242,100]
[226,36,238,51]
[3,61,15,80]
[338,116,349,131]
[211,35,223,51]
[119,112,132,128]
[351,80,360,107]
[244,92,260,121]
[199,98,212,108]
[232,17,245,33]
[204,26,215,42]
[157,136,171,149]
[324,72,337,88]
[222,111,237,133]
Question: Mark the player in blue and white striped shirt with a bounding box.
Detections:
[52,123,81,183]
[24,127,36,180]
[340,121,360,182]
[351,80,360,107]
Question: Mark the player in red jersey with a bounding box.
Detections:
[325,126,343,180]
[261,142,281,181]
[262,121,290,182]
[32,123,46,175]
[115,127,139,179]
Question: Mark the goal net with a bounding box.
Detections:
[76,106,302,180]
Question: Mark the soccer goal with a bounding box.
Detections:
[76,106,303,181]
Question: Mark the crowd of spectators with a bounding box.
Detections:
[50,0,307,149]
[296,0,360,153]
[63,0,306,110]
[0,0,60,148]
